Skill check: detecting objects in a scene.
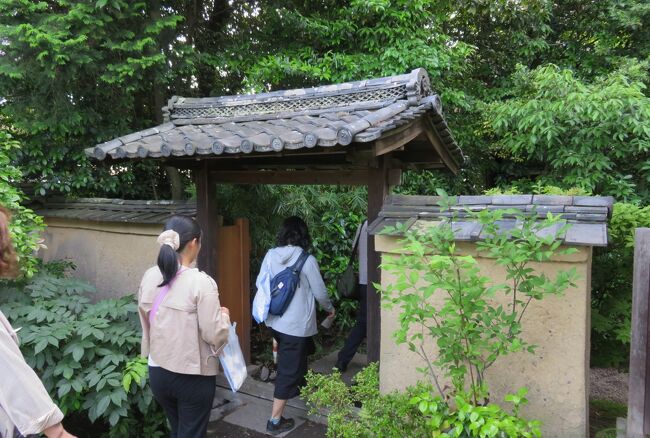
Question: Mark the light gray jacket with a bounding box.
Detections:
[261,246,333,337]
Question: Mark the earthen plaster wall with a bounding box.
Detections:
[40,218,160,300]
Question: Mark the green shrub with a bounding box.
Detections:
[379,194,576,404]
[484,182,590,197]
[302,363,541,438]
[0,261,166,436]
[304,194,573,436]
[591,203,650,367]
[302,363,431,438]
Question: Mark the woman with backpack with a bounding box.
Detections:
[138,215,230,438]
[258,216,335,435]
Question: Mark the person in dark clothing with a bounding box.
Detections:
[335,221,368,372]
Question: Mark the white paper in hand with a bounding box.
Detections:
[219,322,248,392]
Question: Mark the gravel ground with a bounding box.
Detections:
[590,367,628,405]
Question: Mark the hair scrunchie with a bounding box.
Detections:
[157,230,180,250]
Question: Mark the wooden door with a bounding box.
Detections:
[216,218,251,363]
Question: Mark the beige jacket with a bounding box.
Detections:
[0,311,64,437]
[138,266,230,376]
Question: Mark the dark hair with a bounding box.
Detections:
[157,215,202,287]
[0,206,18,278]
[276,216,311,250]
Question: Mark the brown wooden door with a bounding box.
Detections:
[216,218,251,363]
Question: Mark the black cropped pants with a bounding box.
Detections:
[149,366,215,438]
[271,328,315,400]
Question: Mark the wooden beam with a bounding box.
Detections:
[196,161,218,279]
[166,149,350,171]
[422,118,460,174]
[211,170,371,186]
[366,156,391,363]
[373,119,425,156]
[628,228,650,437]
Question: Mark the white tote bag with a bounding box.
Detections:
[252,258,272,324]
[219,322,247,392]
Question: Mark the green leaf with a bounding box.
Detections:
[34,339,48,354]
[122,374,133,392]
[96,395,111,416]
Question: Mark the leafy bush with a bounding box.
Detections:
[0,129,44,277]
[484,183,590,197]
[0,261,166,436]
[303,363,431,437]
[380,195,577,404]
[303,363,540,438]
[411,388,540,438]
[486,61,650,202]
[591,203,650,367]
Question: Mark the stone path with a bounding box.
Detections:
[207,352,367,437]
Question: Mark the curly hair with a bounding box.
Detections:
[0,206,19,278]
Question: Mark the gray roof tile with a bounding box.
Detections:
[35,199,197,224]
[85,69,464,168]
[492,195,533,205]
[573,196,615,207]
[369,194,613,246]
[532,195,573,205]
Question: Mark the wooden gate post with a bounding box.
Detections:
[196,162,218,279]
[628,228,650,437]
[367,157,390,363]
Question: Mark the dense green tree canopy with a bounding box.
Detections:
[1,0,648,200]
[487,61,650,201]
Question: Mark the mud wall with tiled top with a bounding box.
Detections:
[39,218,161,301]
[376,236,592,438]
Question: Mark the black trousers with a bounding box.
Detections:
[271,329,315,400]
[149,366,215,438]
[337,284,367,366]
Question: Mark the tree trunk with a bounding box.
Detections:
[165,166,184,200]
[152,0,184,200]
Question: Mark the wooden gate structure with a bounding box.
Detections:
[85,68,463,362]
[216,218,251,363]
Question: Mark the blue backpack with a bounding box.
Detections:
[269,251,310,316]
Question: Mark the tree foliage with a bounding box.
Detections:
[0,0,197,197]
[486,62,650,201]
[2,0,649,199]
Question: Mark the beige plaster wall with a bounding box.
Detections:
[40,218,161,301]
[376,235,592,438]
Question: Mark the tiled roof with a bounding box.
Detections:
[35,198,196,224]
[369,194,614,246]
[85,69,463,168]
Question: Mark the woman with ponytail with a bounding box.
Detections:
[0,206,77,438]
[138,215,230,438]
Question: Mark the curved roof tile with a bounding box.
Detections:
[85,68,464,168]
